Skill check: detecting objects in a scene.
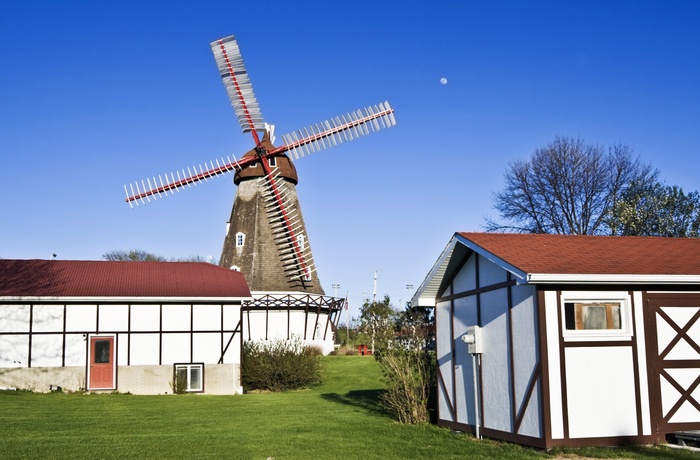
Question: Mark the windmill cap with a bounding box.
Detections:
[234,132,299,185]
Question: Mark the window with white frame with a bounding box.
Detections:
[296,234,305,250]
[561,293,632,341]
[235,232,245,248]
[174,363,203,393]
[269,156,277,167]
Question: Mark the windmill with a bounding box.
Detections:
[123,35,395,353]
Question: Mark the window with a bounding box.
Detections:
[235,232,245,248]
[561,293,632,341]
[565,302,622,331]
[296,234,305,250]
[174,363,203,393]
[303,267,311,282]
[269,156,277,167]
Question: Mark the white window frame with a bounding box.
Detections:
[235,232,245,248]
[296,234,305,251]
[269,156,277,167]
[560,291,633,342]
[173,363,204,393]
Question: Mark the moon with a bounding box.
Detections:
[440,77,448,85]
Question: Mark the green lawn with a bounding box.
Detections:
[0,356,693,459]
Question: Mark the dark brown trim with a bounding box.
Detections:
[657,307,700,359]
[436,366,456,421]
[507,273,517,432]
[450,284,457,423]
[159,304,163,365]
[660,368,700,423]
[127,304,131,365]
[218,319,243,364]
[436,419,548,449]
[475,255,481,326]
[514,365,541,434]
[61,304,67,367]
[475,256,484,427]
[562,340,633,348]
[555,290,570,440]
[536,288,552,448]
[189,303,194,362]
[629,290,644,437]
[438,279,517,303]
[27,305,33,368]
[546,434,657,448]
[642,293,700,441]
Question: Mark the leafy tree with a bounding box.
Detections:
[486,137,657,235]
[358,295,396,355]
[609,180,700,237]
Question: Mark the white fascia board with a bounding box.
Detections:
[527,274,700,284]
[452,233,529,283]
[410,237,459,308]
[0,296,253,303]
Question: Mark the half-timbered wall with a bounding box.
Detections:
[0,301,242,393]
[542,289,651,446]
[436,252,543,447]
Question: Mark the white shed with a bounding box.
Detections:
[411,232,700,448]
[0,259,251,394]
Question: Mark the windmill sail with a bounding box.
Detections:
[211,36,266,137]
[123,102,395,206]
[279,102,396,160]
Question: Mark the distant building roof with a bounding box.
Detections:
[412,232,700,307]
[0,259,252,299]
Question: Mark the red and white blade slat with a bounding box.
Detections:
[123,154,251,207]
[260,170,316,281]
[211,36,266,135]
[279,102,395,160]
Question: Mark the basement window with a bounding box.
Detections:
[173,363,204,393]
[561,293,632,341]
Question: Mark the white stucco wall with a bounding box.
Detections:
[0,301,243,394]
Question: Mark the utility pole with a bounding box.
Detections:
[373,271,377,303]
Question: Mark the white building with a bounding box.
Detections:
[0,260,251,394]
[412,232,700,448]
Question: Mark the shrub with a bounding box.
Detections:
[241,338,323,392]
[377,347,435,424]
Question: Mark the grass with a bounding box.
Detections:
[0,356,695,459]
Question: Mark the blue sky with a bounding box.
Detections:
[1,1,699,320]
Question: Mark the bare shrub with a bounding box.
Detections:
[241,338,323,392]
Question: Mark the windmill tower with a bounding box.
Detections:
[124,35,395,353]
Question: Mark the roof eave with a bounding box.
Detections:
[526,273,700,285]
[0,295,254,303]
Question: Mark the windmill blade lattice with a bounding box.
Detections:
[260,170,316,280]
[211,36,265,138]
[278,102,395,160]
[123,102,395,206]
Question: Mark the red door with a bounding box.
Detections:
[89,336,115,389]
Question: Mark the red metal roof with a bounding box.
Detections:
[458,232,700,275]
[0,260,252,299]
